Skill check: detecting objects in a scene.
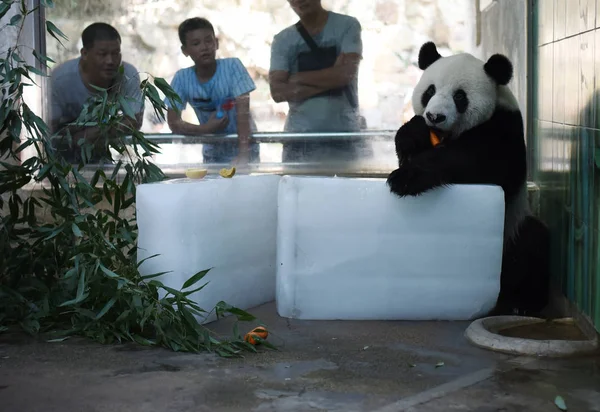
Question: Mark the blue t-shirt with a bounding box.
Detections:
[165,57,257,135]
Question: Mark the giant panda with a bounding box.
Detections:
[387,41,551,317]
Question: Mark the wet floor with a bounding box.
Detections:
[0,302,599,411]
[497,320,589,341]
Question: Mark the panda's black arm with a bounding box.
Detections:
[387,143,516,197]
[388,107,528,198]
[393,115,434,165]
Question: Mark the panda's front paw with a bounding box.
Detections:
[386,166,441,197]
[395,115,431,159]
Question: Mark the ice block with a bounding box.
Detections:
[276,176,505,321]
[136,174,281,323]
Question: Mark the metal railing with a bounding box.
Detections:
[114,130,399,178]
[137,130,396,144]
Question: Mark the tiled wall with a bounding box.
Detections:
[532,0,600,330]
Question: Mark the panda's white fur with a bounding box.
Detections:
[412,52,529,242]
[412,53,500,138]
[388,42,551,316]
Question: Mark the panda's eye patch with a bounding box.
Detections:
[421,84,436,107]
[453,89,468,113]
[454,90,466,100]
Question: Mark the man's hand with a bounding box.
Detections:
[205,112,229,133]
[167,109,229,135]
[288,52,360,90]
[334,53,358,79]
[269,70,329,103]
[232,150,250,167]
[288,54,353,85]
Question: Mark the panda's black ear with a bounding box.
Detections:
[484,54,513,85]
[418,42,442,70]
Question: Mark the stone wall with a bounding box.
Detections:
[44,0,471,133]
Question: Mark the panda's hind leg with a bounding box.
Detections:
[491,215,551,317]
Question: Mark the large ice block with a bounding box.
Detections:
[276,176,506,321]
[136,174,281,323]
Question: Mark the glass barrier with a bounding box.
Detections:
[81,130,399,179]
[41,1,472,175]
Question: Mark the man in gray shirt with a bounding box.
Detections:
[49,22,144,163]
[269,0,363,162]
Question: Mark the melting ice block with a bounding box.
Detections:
[276,176,506,321]
[136,175,281,323]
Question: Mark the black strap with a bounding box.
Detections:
[295,22,320,52]
[294,21,357,109]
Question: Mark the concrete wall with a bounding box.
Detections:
[475,0,529,133]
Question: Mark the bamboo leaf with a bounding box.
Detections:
[0,12,269,358]
[32,49,55,66]
[140,271,170,280]
[181,268,212,290]
[9,14,22,26]
[45,20,68,42]
[58,292,89,307]
[118,95,136,119]
[71,223,82,237]
[182,281,209,297]
[554,396,567,411]
[99,263,119,278]
[0,3,11,19]
[95,297,118,320]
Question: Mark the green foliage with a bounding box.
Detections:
[0,1,271,357]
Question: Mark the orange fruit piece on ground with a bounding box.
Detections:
[244,327,268,345]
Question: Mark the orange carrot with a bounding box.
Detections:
[430,130,441,147]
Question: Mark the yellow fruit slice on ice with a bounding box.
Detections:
[219,167,236,178]
[185,168,208,179]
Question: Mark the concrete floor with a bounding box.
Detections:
[0,302,599,412]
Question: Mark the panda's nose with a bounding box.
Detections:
[426,112,447,124]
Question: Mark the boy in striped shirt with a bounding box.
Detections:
[165,17,259,164]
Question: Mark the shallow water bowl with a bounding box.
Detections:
[465,316,599,357]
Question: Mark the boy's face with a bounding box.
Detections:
[182,28,218,66]
[81,39,122,82]
[288,0,321,18]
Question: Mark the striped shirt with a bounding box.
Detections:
[165,57,257,134]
